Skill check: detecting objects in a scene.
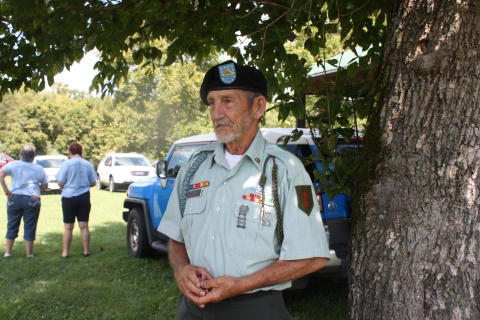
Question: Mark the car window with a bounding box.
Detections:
[114,157,150,167]
[167,144,207,177]
[36,159,66,168]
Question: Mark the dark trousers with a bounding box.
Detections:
[61,191,91,223]
[177,291,293,320]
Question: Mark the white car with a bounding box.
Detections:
[33,155,68,194]
[97,152,155,192]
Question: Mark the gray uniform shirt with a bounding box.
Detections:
[158,130,330,291]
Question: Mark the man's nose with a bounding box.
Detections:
[210,101,225,119]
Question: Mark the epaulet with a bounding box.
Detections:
[266,144,292,158]
[265,143,303,171]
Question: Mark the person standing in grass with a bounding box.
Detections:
[56,142,97,258]
[158,61,330,319]
[0,146,48,258]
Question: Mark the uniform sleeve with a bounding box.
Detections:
[157,165,187,243]
[278,161,330,261]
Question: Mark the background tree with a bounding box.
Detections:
[0,55,219,164]
[0,90,101,158]
[1,0,379,195]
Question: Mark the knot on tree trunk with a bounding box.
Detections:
[411,44,448,74]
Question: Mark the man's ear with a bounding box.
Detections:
[253,96,267,120]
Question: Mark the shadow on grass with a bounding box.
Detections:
[284,277,349,320]
[0,220,348,320]
[0,222,179,320]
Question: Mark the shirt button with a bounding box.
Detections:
[223,181,227,185]
[206,265,211,271]
[210,236,214,240]
[216,207,220,211]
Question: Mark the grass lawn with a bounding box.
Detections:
[0,182,348,319]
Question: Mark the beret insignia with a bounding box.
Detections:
[219,63,236,84]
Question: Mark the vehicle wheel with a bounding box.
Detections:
[97,176,104,190]
[109,176,116,192]
[127,208,154,258]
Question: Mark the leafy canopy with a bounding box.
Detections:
[0,0,388,196]
[1,0,385,98]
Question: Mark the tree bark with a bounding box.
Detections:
[350,0,480,319]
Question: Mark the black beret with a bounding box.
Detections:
[200,60,267,105]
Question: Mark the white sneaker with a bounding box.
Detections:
[26,254,34,258]
[4,253,11,258]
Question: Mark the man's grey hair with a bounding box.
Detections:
[20,146,36,162]
[244,90,265,109]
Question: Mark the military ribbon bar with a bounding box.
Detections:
[187,181,210,190]
[242,193,274,206]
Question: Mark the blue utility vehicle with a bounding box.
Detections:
[123,128,357,280]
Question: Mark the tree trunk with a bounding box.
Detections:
[350,0,480,319]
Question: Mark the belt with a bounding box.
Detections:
[227,290,275,302]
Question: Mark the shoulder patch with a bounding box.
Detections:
[295,185,313,215]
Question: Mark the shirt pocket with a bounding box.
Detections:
[227,200,277,260]
[181,198,206,249]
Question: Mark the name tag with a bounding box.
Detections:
[187,189,203,198]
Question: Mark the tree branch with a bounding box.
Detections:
[337,1,371,17]
[255,0,291,11]
[42,0,143,19]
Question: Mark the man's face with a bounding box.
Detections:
[207,89,255,143]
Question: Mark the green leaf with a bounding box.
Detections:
[278,103,291,122]
[164,53,176,67]
[326,59,338,67]
[132,49,144,64]
[347,61,359,78]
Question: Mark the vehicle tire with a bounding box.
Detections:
[109,176,116,192]
[97,176,104,190]
[126,208,154,258]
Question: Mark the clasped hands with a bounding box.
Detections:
[176,264,241,308]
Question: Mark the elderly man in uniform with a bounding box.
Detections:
[158,60,330,320]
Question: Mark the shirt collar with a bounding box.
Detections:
[243,130,267,171]
[211,130,266,171]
